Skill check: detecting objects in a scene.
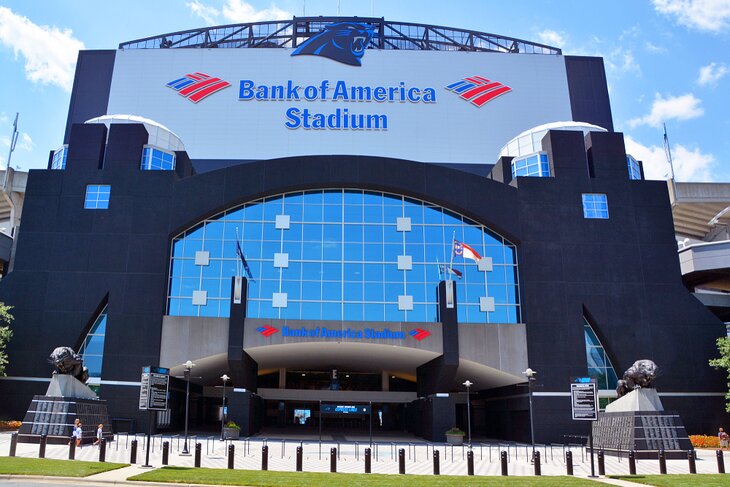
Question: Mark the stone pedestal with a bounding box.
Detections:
[592,389,691,459]
[17,375,112,444]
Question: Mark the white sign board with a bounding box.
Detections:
[139,367,169,411]
[570,380,598,421]
[107,48,573,165]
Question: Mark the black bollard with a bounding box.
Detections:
[296,446,303,472]
[598,449,605,476]
[9,433,17,457]
[566,450,574,476]
[398,448,405,474]
[262,445,269,471]
[99,439,106,463]
[501,450,508,476]
[39,434,47,459]
[68,438,76,460]
[433,449,440,475]
[659,449,667,474]
[130,439,138,464]
[162,441,169,465]
[194,443,202,468]
[365,447,372,473]
[533,450,541,476]
[330,447,337,473]
[718,449,726,474]
[228,443,235,469]
[629,450,637,475]
[688,449,697,474]
[467,449,474,476]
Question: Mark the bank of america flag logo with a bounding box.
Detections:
[256,325,279,337]
[445,76,512,107]
[166,73,231,103]
[409,328,431,341]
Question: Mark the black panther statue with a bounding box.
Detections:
[48,347,89,384]
[616,359,658,398]
[291,22,376,66]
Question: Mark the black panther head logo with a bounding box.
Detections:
[291,22,376,66]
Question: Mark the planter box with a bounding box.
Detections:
[223,427,240,440]
[446,433,464,445]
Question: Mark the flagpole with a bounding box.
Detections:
[235,227,241,277]
[448,231,456,284]
[664,123,678,206]
[436,257,442,281]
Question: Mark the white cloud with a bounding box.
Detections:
[17,133,33,151]
[0,7,84,92]
[628,93,704,128]
[222,0,291,22]
[653,0,730,33]
[187,0,220,25]
[697,62,728,86]
[189,0,291,25]
[536,29,565,47]
[644,41,666,54]
[624,135,715,182]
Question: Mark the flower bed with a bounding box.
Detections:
[0,420,21,431]
[690,434,720,448]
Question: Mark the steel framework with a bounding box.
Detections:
[119,17,561,55]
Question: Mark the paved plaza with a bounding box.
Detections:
[0,431,726,479]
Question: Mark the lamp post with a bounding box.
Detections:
[523,368,537,455]
[181,360,195,455]
[220,374,230,441]
[462,380,473,449]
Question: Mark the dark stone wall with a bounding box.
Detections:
[564,56,614,131]
[63,51,116,144]
[0,123,726,441]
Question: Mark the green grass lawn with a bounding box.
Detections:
[130,466,597,486]
[609,474,730,486]
[0,457,127,477]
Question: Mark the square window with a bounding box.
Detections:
[582,194,609,219]
[84,185,111,209]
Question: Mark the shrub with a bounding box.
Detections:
[0,420,21,431]
[445,427,465,436]
[225,421,241,430]
[690,434,720,448]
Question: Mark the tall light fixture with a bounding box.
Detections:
[462,380,473,448]
[181,360,195,455]
[220,374,230,441]
[523,368,537,455]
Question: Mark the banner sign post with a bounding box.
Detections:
[139,366,170,467]
[571,377,598,478]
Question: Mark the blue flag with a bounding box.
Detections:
[236,240,254,281]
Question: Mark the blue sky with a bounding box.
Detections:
[0,0,728,181]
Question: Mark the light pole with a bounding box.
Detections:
[462,380,473,449]
[181,360,195,455]
[523,368,537,456]
[220,374,230,441]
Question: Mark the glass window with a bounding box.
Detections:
[168,189,521,324]
[84,185,111,209]
[582,194,609,219]
[626,155,641,180]
[78,305,108,379]
[584,318,619,390]
[140,146,176,171]
[51,145,68,170]
[511,152,550,178]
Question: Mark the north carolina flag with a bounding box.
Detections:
[453,240,482,263]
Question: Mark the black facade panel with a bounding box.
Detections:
[1,123,727,441]
[564,56,614,131]
[63,50,116,144]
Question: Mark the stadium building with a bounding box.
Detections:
[0,17,726,442]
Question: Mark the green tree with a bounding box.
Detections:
[710,336,730,412]
[0,302,13,376]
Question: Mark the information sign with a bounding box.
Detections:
[139,366,170,411]
[321,404,370,415]
[570,378,598,421]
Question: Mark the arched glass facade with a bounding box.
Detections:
[168,190,520,324]
[78,305,108,379]
[584,318,619,390]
